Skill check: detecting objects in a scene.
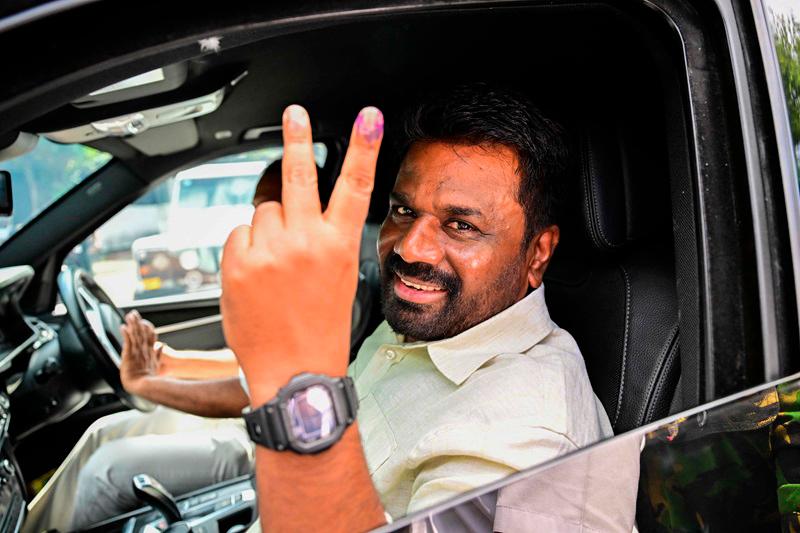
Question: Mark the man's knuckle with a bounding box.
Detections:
[344,167,375,193]
[287,165,317,186]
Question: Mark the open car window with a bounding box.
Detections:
[0,138,111,248]
[66,144,327,306]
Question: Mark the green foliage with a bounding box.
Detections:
[773,13,800,154]
[0,138,111,240]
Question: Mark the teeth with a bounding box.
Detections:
[399,275,442,292]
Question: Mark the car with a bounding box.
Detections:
[0,0,798,531]
[130,161,263,300]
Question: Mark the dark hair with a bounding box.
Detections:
[400,83,567,246]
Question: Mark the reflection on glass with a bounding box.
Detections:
[384,376,800,533]
[639,388,780,531]
[288,385,336,443]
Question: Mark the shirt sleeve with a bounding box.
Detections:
[406,422,578,515]
[408,455,515,514]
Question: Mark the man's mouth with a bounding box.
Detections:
[393,273,447,304]
[398,274,443,291]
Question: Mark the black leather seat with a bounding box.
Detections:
[545,123,680,434]
[350,223,383,358]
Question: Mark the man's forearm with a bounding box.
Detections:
[135,376,249,417]
[255,423,386,532]
[159,348,239,380]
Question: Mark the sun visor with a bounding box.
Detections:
[43,88,224,144]
[72,63,189,108]
[124,121,199,156]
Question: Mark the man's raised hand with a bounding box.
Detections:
[221,105,384,405]
[119,311,164,395]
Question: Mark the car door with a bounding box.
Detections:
[377,0,800,530]
[375,372,798,532]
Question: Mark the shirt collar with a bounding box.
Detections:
[388,284,554,386]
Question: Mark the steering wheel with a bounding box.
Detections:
[57,266,155,411]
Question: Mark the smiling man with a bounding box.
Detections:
[29,84,612,533]
[333,85,613,518]
[227,86,614,532]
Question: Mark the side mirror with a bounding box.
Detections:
[0,171,12,216]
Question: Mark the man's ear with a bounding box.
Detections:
[526,225,560,289]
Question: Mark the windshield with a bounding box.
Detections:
[0,138,111,247]
[177,175,261,208]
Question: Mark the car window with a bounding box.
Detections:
[765,0,800,174]
[380,373,800,533]
[0,138,111,247]
[67,144,327,306]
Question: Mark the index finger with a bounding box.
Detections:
[325,107,384,237]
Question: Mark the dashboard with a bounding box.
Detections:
[0,267,37,533]
[0,265,258,532]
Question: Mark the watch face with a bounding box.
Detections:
[287,384,337,443]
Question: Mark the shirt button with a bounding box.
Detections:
[385,350,397,361]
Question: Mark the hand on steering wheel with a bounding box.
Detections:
[119,311,165,397]
[57,267,155,411]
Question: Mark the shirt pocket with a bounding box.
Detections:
[359,393,397,474]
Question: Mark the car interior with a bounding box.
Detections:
[0,0,796,531]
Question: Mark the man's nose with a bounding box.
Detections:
[394,217,444,265]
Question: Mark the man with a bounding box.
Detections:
[30,84,612,531]
[222,84,612,531]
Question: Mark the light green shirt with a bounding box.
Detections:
[348,285,613,519]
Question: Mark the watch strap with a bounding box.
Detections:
[244,396,288,451]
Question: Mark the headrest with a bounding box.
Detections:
[576,122,655,251]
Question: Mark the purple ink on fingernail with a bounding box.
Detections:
[356,107,384,143]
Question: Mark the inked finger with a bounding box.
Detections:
[326,107,383,238]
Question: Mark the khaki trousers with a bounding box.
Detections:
[24,406,253,533]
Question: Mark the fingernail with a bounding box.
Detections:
[284,105,309,133]
[356,107,384,143]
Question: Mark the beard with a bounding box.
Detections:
[380,252,526,341]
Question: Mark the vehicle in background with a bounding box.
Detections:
[92,181,172,257]
[131,161,265,299]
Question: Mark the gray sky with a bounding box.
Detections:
[766,0,799,18]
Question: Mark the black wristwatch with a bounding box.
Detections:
[243,373,359,454]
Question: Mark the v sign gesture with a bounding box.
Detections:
[220,105,386,532]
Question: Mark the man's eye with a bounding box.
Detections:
[393,206,414,217]
[447,220,476,232]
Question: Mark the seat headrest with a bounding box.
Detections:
[576,122,657,251]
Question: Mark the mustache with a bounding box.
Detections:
[384,253,462,294]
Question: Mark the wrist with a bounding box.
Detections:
[245,369,349,407]
[123,374,159,399]
[239,355,349,407]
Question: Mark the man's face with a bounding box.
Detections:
[378,141,533,341]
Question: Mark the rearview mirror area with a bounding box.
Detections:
[0,171,13,216]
